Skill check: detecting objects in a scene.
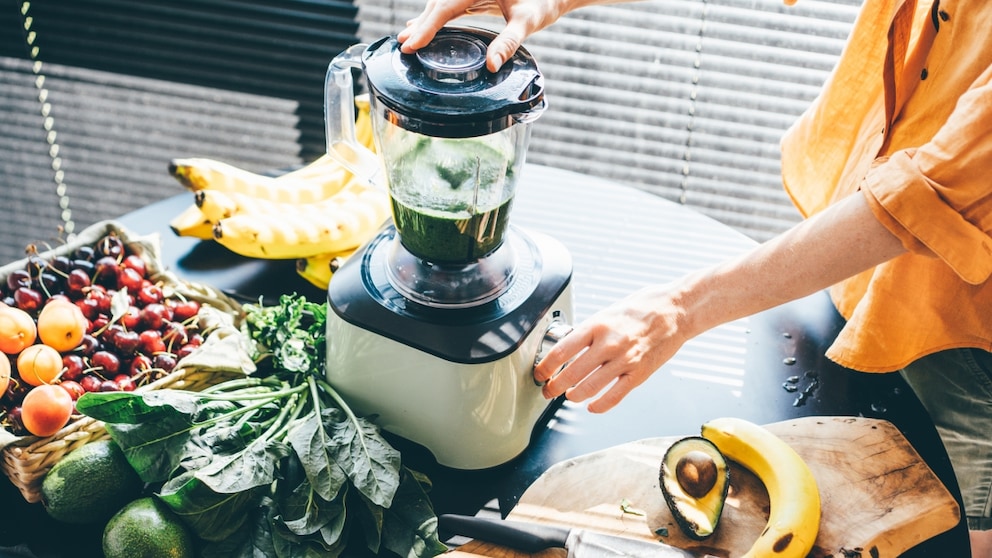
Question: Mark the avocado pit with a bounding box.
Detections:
[676,449,719,498]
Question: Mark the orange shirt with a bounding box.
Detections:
[781,0,992,372]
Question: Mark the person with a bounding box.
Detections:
[401,0,991,555]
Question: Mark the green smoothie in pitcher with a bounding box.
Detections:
[386,137,517,263]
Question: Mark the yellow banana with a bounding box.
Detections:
[295,249,356,290]
[169,157,354,204]
[168,98,375,202]
[194,178,380,222]
[168,204,215,240]
[211,184,389,259]
[700,417,821,558]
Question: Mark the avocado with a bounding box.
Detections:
[659,436,730,540]
[41,439,144,525]
[103,496,196,558]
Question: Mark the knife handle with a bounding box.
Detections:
[439,514,571,553]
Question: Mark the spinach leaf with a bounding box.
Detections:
[160,470,266,542]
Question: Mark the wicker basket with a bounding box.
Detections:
[0,220,249,503]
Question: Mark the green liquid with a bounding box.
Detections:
[385,136,517,263]
[391,196,514,263]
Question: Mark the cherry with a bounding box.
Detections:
[79,374,103,393]
[65,269,91,299]
[73,245,95,262]
[161,322,189,348]
[76,298,100,321]
[98,379,122,392]
[50,255,72,274]
[138,282,164,306]
[59,380,86,400]
[61,354,87,381]
[128,354,153,376]
[152,354,177,374]
[114,330,141,355]
[13,287,43,313]
[170,300,200,322]
[6,269,31,291]
[121,254,147,277]
[77,334,100,356]
[176,343,198,360]
[113,374,136,392]
[93,256,119,288]
[91,351,121,375]
[120,306,142,331]
[117,267,144,294]
[97,235,125,259]
[140,303,171,331]
[138,330,166,356]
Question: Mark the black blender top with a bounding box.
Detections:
[362,27,546,138]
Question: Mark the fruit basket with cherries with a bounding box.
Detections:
[0,220,251,502]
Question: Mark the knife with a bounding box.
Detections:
[440,514,699,557]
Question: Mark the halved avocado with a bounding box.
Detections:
[659,436,730,540]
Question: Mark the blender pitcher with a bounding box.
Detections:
[325,28,546,304]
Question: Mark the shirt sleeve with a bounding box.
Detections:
[862,63,992,285]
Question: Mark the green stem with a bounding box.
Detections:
[264,391,309,443]
[199,376,284,394]
[315,378,363,431]
[198,383,306,403]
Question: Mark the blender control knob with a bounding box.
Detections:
[533,321,574,386]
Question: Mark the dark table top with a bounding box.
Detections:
[1,164,969,556]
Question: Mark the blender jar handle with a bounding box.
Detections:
[324,44,384,189]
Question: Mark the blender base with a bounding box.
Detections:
[324,227,574,469]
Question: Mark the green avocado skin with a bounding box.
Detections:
[41,439,144,525]
[659,436,731,541]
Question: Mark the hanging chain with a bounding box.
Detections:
[19,1,76,241]
[679,0,708,205]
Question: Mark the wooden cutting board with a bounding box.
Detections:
[447,417,961,557]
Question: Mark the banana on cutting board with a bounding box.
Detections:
[700,417,821,558]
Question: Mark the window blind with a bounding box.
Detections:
[0,0,359,264]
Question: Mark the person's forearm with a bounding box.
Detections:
[677,191,906,336]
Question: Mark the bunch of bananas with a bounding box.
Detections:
[167,97,387,290]
[700,417,821,558]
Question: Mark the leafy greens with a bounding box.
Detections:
[77,294,447,558]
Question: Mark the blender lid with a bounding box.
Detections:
[363,27,546,138]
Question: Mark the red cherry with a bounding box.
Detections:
[113,374,136,392]
[91,351,121,375]
[137,282,164,306]
[61,354,87,381]
[128,354,153,376]
[138,330,166,356]
[79,374,103,392]
[121,255,147,278]
[59,380,86,400]
[117,267,144,294]
[169,300,201,322]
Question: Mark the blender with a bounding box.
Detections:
[323,27,574,469]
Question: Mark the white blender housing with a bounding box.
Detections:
[323,28,573,469]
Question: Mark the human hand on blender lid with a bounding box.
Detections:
[398,0,592,72]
